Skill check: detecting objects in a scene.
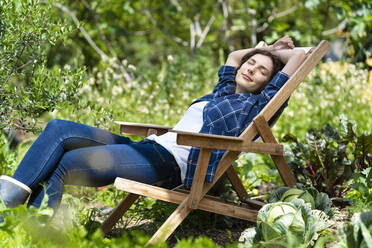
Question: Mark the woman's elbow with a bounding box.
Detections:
[295,49,306,59]
[225,52,239,66]
[282,50,306,76]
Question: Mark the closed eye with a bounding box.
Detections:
[248,60,255,65]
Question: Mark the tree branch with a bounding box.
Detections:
[220,0,232,50]
[141,0,188,46]
[256,6,298,33]
[1,42,27,91]
[40,1,133,82]
[196,15,216,48]
[53,2,109,60]
[190,22,196,49]
[321,19,347,36]
[81,0,117,58]
[170,0,183,12]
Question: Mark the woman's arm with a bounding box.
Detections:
[271,48,306,76]
[225,47,256,67]
[225,35,305,75]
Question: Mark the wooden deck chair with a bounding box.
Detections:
[100,40,331,244]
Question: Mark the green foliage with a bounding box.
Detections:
[333,210,372,248]
[282,118,372,198]
[274,62,371,138]
[341,1,372,62]
[47,47,218,133]
[0,192,229,247]
[175,236,224,248]
[0,0,85,132]
[236,152,283,194]
[46,0,372,73]
[280,188,315,209]
[346,167,372,209]
[0,132,18,175]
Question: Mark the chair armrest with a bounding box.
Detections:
[115,121,173,136]
[169,130,283,155]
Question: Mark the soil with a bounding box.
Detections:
[91,184,267,246]
[106,210,255,247]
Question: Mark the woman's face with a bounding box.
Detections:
[235,54,274,94]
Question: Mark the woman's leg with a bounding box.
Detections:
[12,119,132,190]
[27,140,181,210]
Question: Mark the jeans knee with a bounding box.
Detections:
[44,119,69,133]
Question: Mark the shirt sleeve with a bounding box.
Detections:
[212,65,236,94]
[259,71,290,103]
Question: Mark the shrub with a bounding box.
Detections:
[282,117,372,199]
[0,0,85,133]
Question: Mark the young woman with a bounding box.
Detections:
[0,36,305,211]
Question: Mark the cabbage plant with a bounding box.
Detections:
[332,210,372,248]
[269,186,334,217]
[239,199,333,248]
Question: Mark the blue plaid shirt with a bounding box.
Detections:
[183,65,290,186]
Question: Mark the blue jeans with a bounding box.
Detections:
[12,119,181,210]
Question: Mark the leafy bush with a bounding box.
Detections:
[334,209,372,248]
[282,118,372,198]
[0,0,85,133]
[0,132,18,175]
[345,167,372,210]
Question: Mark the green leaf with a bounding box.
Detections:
[269,187,291,203]
[261,222,282,241]
[360,221,372,248]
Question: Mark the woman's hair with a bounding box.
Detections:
[234,49,284,90]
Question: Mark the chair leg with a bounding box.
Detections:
[101,193,140,235]
[226,166,249,201]
[226,166,264,210]
[147,198,192,245]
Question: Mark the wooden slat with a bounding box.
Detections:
[253,115,296,186]
[146,128,158,136]
[187,148,212,209]
[170,129,244,141]
[114,177,185,203]
[174,130,283,155]
[115,121,173,130]
[100,193,140,234]
[114,177,258,222]
[115,121,172,136]
[175,188,263,209]
[241,198,265,210]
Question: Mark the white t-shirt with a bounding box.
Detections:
[146,101,208,182]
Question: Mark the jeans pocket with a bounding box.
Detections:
[152,143,166,163]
